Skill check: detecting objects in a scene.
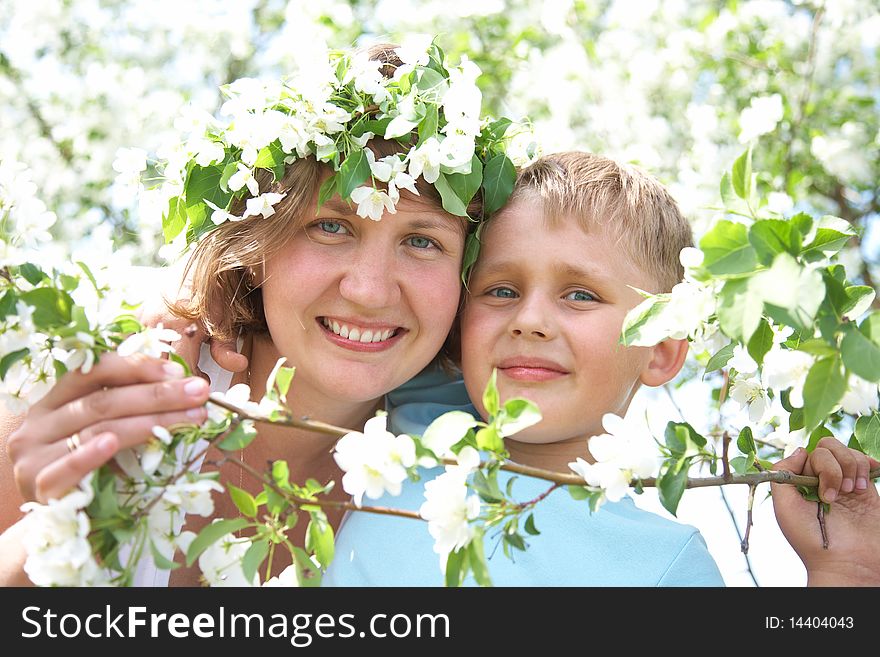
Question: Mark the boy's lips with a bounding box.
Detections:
[497,357,569,382]
[317,316,406,352]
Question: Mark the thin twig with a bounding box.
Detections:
[224,453,423,521]
[516,483,561,511]
[742,484,757,555]
[818,503,829,549]
[717,486,759,586]
[209,394,880,491]
[722,431,732,482]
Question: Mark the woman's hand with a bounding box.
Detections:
[771,438,880,586]
[5,352,211,504]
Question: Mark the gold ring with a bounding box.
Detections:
[65,433,81,454]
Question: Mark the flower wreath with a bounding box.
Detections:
[151,36,537,280]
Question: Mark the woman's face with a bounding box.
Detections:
[260,193,465,403]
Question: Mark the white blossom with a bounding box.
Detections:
[199,529,257,587]
[419,468,481,566]
[116,324,181,359]
[840,374,879,416]
[729,373,770,423]
[333,414,416,506]
[738,94,784,143]
[227,163,260,197]
[243,192,286,219]
[761,347,814,407]
[349,186,396,221]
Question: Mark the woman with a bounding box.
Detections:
[0,41,493,585]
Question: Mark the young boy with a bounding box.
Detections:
[323,152,880,586]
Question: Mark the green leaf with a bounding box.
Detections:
[162,195,188,243]
[664,422,706,457]
[475,425,504,453]
[504,531,526,551]
[217,421,257,451]
[254,141,287,181]
[704,342,735,376]
[717,278,762,343]
[18,263,43,286]
[272,460,291,489]
[444,547,466,587]
[747,318,774,365]
[802,357,846,432]
[0,348,29,379]
[241,539,270,584]
[807,425,833,452]
[273,365,295,399]
[758,253,824,331]
[461,221,483,285]
[801,216,855,260]
[737,426,756,454]
[842,286,875,320]
[568,485,591,500]
[484,117,512,142]
[228,484,258,518]
[854,414,880,461]
[149,540,181,571]
[620,294,671,346]
[483,368,500,417]
[20,288,73,327]
[860,313,880,344]
[306,511,335,568]
[415,67,447,94]
[184,165,231,231]
[336,148,370,200]
[749,220,800,265]
[524,513,540,536]
[471,470,503,502]
[658,459,689,516]
[418,104,439,142]
[482,153,516,216]
[699,220,758,275]
[0,290,17,322]
[186,518,249,566]
[434,172,469,217]
[841,326,880,383]
[730,454,755,474]
[467,535,492,587]
[789,212,813,239]
[731,147,753,201]
[316,174,338,211]
[445,155,483,207]
[498,398,542,437]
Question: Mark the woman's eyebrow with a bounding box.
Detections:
[405,218,463,234]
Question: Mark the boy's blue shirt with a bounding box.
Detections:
[328,364,725,587]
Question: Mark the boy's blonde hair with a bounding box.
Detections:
[510,152,693,292]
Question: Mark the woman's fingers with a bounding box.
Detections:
[19,432,119,503]
[38,376,210,447]
[38,351,186,411]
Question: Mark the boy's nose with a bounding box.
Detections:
[509,299,554,339]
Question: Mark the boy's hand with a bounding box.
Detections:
[770,438,880,586]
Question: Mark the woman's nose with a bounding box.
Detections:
[338,249,402,309]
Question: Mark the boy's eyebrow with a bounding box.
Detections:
[475,259,616,285]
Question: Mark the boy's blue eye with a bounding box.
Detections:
[489,287,518,299]
[317,220,349,234]
[407,235,436,249]
[565,290,595,302]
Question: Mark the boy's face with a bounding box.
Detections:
[461,194,658,444]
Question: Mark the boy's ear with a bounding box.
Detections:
[638,337,689,387]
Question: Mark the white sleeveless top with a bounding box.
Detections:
[130,343,234,587]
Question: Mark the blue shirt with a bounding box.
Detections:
[331,364,725,586]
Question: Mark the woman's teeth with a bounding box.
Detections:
[322,318,397,343]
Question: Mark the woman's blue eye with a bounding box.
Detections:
[566,290,595,302]
[407,235,436,249]
[317,220,348,234]
[489,287,518,299]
